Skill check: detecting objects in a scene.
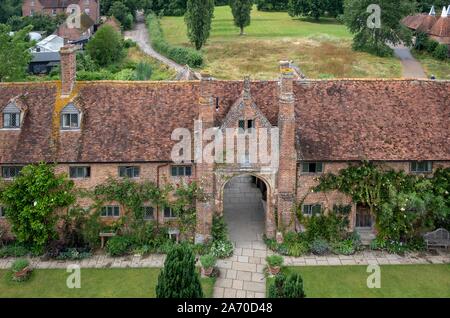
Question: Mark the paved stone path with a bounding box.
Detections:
[393,45,427,79]
[124,12,184,75]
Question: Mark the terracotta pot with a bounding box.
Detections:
[14,266,31,278]
[202,267,214,277]
[268,265,281,275]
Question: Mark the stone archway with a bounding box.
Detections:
[222,175,272,243]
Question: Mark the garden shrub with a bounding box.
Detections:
[106,235,133,256]
[0,243,29,258]
[266,255,284,267]
[332,239,356,255]
[146,13,203,67]
[433,44,449,61]
[200,254,216,269]
[112,68,135,80]
[133,62,153,81]
[425,38,439,54]
[210,239,234,259]
[156,243,204,298]
[212,214,228,242]
[86,25,124,67]
[310,238,329,255]
[268,273,306,298]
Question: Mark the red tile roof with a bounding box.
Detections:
[0,80,449,163]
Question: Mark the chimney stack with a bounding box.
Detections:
[60,44,77,96]
[279,60,294,102]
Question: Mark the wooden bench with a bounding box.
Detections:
[424,228,450,250]
[99,232,116,249]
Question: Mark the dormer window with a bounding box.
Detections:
[61,103,80,130]
[3,102,21,129]
[238,119,255,133]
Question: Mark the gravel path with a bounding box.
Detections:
[393,45,427,79]
[124,13,184,74]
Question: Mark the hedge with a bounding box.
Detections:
[146,13,203,67]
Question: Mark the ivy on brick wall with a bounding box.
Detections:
[313,162,450,242]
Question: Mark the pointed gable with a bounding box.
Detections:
[220,77,272,130]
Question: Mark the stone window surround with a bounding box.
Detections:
[410,161,433,174]
[302,203,323,217]
[143,206,155,221]
[118,166,140,178]
[69,166,91,179]
[171,165,192,177]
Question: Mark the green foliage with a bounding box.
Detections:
[7,13,66,36]
[300,208,350,243]
[331,238,358,255]
[268,273,306,298]
[256,0,289,11]
[133,62,153,80]
[156,244,204,298]
[144,0,188,16]
[200,254,217,268]
[230,0,253,34]
[266,255,284,267]
[210,239,234,258]
[146,13,203,67]
[315,163,450,244]
[433,44,449,61]
[0,243,29,258]
[211,214,228,242]
[185,0,215,50]
[0,164,75,252]
[86,25,124,67]
[10,258,31,282]
[0,0,22,24]
[106,235,133,256]
[343,0,414,57]
[288,0,343,20]
[310,238,329,255]
[0,24,33,82]
[109,1,133,30]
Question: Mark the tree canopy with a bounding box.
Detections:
[184,0,215,50]
[230,0,253,35]
[86,24,124,67]
[0,24,33,82]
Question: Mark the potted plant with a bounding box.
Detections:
[266,255,284,275]
[200,254,217,277]
[11,259,32,282]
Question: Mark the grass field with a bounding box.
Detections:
[0,268,215,298]
[267,265,450,298]
[412,50,450,80]
[160,6,401,79]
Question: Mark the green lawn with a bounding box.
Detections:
[412,50,450,80]
[0,268,215,298]
[160,6,401,79]
[267,265,450,298]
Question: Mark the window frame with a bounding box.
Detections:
[1,166,23,179]
[118,166,140,178]
[410,161,433,174]
[301,162,324,174]
[100,206,120,218]
[0,206,5,218]
[69,166,91,179]
[61,112,80,130]
[3,112,21,129]
[143,206,155,221]
[171,165,192,177]
[163,207,177,219]
[302,204,323,217]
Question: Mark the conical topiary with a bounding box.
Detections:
[156,243,204,298]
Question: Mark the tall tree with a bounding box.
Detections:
[86,25,124,66]
[184,0,215,50]
[0,24,33,82]
[0,0,22,24]
[343,0,415,57]
[230,0,252,35]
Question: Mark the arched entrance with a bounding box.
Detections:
[222,175,270,243]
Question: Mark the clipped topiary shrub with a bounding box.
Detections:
[156,243,204,298]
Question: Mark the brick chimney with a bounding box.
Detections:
[276,60,297,231]
[195,73,216,244]
[60,45,77,96]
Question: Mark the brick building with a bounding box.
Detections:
[1,46,449,243]
[22,0,100,41]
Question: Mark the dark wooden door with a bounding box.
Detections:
[356,205,372,228]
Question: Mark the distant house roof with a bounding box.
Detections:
[402,7,450,44]
[30,35,64,63]
[0,79,449,164]
[37,0,83,8]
